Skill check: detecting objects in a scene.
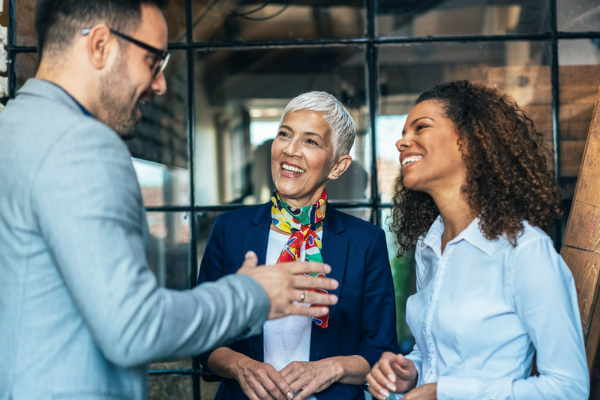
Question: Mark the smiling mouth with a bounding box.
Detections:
[402,155,423,168]
[281,163,305,174]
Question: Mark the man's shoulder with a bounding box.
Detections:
[3,79,116,140]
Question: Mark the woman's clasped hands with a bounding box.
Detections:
[366,352,436,400]
[233,356,341,400]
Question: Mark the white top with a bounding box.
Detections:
[264,229,320,400]
[398,217,589,400]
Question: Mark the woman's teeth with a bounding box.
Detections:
[402,156,422,167]
[282,164,305,173]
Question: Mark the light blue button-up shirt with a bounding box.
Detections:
[398,217,589,400]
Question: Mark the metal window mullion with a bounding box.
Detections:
[184,0,202,397]
[550,0,563,249]
[7,0,16,99]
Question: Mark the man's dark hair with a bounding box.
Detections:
[35,0,169,59]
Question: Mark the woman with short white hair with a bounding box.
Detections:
[198,91,398,400]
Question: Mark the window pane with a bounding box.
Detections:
[146,212,191,290]
[377,41,553,202]
[558,39,600,211]
[15,53,38,92]
[558,0,600,32]
[15,0,186,46]
[381,208,415,355]
[130,50,190,206]
[16,0,36,47]
[192,0,366,42]
[163,0,188,43]
[149,358,192,371]
[377,0,550,37]
[148,375,193,400]
[193,46,370,206]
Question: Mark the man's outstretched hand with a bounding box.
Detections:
[237,251,339,320]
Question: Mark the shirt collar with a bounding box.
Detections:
[422,216,496,256]
[43,81,93,117]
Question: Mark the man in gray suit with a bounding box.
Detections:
[0,1,339,399]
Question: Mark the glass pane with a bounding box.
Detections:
[149,357,192,370]
[193,46,370,206]
[381,208,415,355]
[377,41,553,202]
[16,1,185,46]
[163,0,188,43]
[129,50,190,206]
[15,53,38,92]
[192,0,366,42]
[134,159,190,207]
[148,375,192,400]
[558,38,600,231]
[377,0,550,37]
[558,0,600,32]
[16,0,36,47]
[334,207,372,223]
[146,212,191,291]
[559,39,600,179]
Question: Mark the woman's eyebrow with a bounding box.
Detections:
[409,116,435,127]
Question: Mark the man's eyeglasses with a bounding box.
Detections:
[81,28,170,78]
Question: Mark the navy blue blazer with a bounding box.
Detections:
[197,202,398,400]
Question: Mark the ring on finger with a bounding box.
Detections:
[300,290,306,302]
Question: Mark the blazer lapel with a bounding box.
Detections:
[310,207,348,361]
[242,203,272,362]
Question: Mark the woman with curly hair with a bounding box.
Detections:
[366,80,589,400]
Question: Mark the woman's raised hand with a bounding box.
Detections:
[366,352,418,400]
[233,357,294,400]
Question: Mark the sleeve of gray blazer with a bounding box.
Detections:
[30,119,270,368]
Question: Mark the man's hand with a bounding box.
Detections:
[366,352,418,400]
[237,251,339,320]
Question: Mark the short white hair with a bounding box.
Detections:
[278,91,356,160]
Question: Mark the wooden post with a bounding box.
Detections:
[561,86,600,396]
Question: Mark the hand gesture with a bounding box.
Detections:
[280,360,340,400]
[366,352,418,399]
[237,251,339,320]
[233,357,294,400]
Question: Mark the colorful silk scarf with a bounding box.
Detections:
[271,189,329,328]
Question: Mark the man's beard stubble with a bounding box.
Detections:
[99,57,140,141]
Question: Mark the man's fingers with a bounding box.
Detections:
[237,251,259,274]
[292,274,339,291]
[286,304,331,318]
[285,261,332,276]
[297,289,338,307]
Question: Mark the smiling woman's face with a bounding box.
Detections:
[271,110,337,208]
[396,99,467,195]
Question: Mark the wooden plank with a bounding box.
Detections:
[561,86,600,379]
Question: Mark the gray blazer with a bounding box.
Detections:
[0,79,269,400]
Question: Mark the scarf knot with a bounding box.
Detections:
[271,190,329,328]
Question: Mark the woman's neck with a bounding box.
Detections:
[431,188,475,253]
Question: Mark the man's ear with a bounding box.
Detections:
[85,25,116,71]
[328,155,352,180]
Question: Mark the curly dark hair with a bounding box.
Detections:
[390,80,562,255]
